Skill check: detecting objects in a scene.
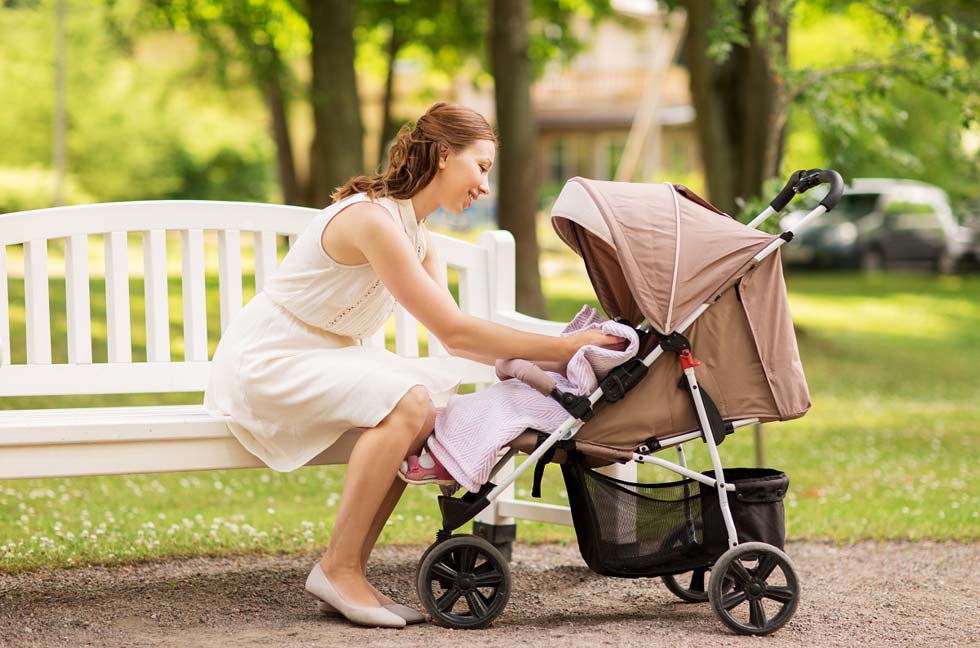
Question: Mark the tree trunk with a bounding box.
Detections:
[680,0,788,215]
[377,22,404,170]
[490,0,547,317]
[308,0,365,206]
[262,51,300,206]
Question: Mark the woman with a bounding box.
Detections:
[204,102,623,628]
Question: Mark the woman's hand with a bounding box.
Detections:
[562,329,629,361]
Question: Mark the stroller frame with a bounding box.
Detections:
[416,170,844,635]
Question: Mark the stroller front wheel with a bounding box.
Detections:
[416,535,511,629]
[708,542,800,636]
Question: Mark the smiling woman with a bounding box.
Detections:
[201,101,625,629]
[331,102,495,214]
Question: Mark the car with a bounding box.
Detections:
[956,211,980,271]
[780,178,969,273]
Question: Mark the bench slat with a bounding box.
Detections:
[24,239,52,364]
[217,229,243,335]
[253,230,277,292]
[0,245,9,366]
[0,356,495,397]
[143,230,171,362]
[364,326,386,349]
[181,229,208,361]
[65,234,93,364]
[394,305,419,357]
[0,201,316,246]
[3,362,209,395]
[104,231,132,362]
[458,259,490,320]
[479,230,516,317]
[0,403,366,479]
[427,255,449,357]
[0,404,225,440]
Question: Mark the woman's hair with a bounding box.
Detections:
[331,102,496,203]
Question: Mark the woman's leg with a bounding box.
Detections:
[356,404,435,604]
[319,386,435,608]
[360,403,435,572]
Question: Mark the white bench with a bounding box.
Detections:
[0,200,634,539]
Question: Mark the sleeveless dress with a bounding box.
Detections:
[203,193,461,472]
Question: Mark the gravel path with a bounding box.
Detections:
[1,541,977,647]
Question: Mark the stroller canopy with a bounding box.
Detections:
[538,177,810,456]
[551,177,776,334]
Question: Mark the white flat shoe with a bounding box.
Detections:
[317,599,426,625]
[305,564,406,629]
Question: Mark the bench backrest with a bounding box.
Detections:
[0,201,518,398]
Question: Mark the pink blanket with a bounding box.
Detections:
[427,306,640,492]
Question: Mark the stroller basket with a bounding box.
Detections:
[561,454,788,579]
[701,467,789,551]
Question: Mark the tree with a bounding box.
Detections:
[491,0,547,317]
[154,0,364,206]
[672,0,979,216]
[152,0,308,204]
[306,0,365,204]
[356,1,486,168]
[677,0,790,215]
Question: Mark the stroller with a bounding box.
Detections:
[414,169,844,635]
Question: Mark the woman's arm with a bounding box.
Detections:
[344,203,618,363]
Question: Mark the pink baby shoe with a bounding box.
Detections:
[398,452,456,486]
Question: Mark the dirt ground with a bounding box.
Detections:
[1,541,977,648]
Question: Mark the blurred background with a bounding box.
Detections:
[2,0,978,312]
[1,1,978,569]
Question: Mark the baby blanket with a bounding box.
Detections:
[427,305,639,492]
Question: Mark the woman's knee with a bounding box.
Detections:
[389,385,435,432]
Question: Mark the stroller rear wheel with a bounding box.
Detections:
[416,535,511,629]
[708,542,800,636]
[662,567,733,603]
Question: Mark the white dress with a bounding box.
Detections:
[203,193,461,472]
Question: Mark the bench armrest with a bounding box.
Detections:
[493,309,565,336]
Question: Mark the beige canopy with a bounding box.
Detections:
[530,177,811,458]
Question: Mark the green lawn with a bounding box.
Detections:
[1,270,978,572]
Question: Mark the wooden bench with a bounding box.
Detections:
[0,200,634,539]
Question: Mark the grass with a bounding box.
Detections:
[1,267,978,572]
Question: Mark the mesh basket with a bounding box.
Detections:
[561,454,788,578]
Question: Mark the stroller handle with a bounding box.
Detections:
[769,169,845,213]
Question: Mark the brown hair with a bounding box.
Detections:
[331,102,496,203]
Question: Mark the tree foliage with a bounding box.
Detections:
[787,1,980,209]
[0,0,274,209]
[665,0,979,214]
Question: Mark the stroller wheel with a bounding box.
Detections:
[662,567,732,603]
[416,535,511,629]
[708,542,800,636]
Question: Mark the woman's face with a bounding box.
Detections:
[437,139,495,215]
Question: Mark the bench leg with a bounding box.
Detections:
[472,454,517,561]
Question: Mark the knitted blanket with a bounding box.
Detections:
[427,305,639,492]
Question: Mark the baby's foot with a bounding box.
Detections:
[398,452,456,486]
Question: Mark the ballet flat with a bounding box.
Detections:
[305,564,406,629]
[317,599,426,625]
